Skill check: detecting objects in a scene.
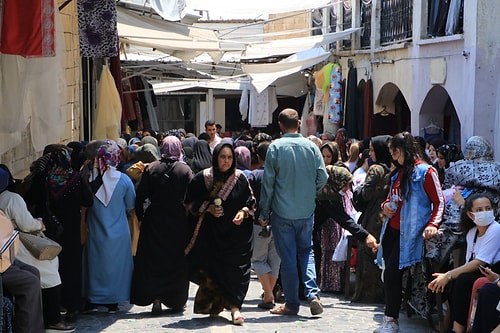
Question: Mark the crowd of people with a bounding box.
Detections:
[0,111,499,333]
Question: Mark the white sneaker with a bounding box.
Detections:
[373,316,400,333]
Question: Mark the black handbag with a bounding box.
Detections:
[43,194,64,241]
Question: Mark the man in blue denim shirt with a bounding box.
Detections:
[259,108,328,316]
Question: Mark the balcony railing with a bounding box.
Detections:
[380,0,413,46]
[360,0,372,48]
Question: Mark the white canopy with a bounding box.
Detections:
[242,47,331,93]
[242,28,360,60]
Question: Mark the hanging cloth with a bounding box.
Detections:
[345,66,358,138]
[78,0,118,57]
[327,64,343,124]
[93,65,122,141]
[0,0,55,57]
[363,79,373,138]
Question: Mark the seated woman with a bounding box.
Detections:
[428,193,500,333]
[471,266,500,333]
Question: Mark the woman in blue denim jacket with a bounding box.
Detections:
[374,132,445,333]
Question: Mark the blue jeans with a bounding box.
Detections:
[270,213,319,312]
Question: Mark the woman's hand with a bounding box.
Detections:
[422,225,438,240]
[232,210,246,225]
[365,234,379,253]
[452,187,465,207]
[428,272,449,293]
[479,265,500,282]
[382,202,396,217]
[208,204,224,218]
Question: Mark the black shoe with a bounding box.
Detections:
[106,304,119,314]
[152,300,162,315]
[65,311,78,323]
[81,303,98,314]
[45,321,75,333]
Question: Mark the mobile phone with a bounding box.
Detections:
[479,265,488,270]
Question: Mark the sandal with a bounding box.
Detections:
[257,301,276,309]
[269,304,298,315]
[231,311,244,325]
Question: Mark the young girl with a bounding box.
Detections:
[428,193,500,333]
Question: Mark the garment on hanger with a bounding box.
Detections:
[248,86,278,127]
[327,64,342,124]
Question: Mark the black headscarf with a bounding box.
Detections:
[212,142,236,182]
[371,135,392,169]
[192,140,212,173]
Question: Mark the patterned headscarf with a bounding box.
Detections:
[160,135,183,161]
[464,136,493,161]
[96,139,120,173]
[317,165,352,200]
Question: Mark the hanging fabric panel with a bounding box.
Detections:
[0,0,55,57]
[78,0,118,57]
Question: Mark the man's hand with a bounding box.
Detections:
[258,218,268,227]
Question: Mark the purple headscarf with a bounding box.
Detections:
[160,136,183,161]
[235,146,251,170]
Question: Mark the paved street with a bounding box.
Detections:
[72,275,438,333]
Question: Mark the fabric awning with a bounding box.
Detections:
[242,47,330,93]
[152,71,307,97]
[117,6,234,61]
[242,28,360,60]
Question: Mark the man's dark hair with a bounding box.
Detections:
[257,142,270,161]
[278,108,299,130]
[204,120,215,128]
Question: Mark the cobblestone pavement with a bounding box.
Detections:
[72,277,439,333]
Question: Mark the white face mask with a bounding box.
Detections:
[472,210,495,227]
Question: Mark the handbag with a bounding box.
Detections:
[332,229,351,262]
[0,211,19,273]
[19,232,62,260]
[43,193,64,241]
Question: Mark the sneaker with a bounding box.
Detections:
[309,297,323,315]
[373,316,400,333]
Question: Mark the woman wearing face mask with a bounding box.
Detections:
[428,193,500,333]
[374,132,445,333]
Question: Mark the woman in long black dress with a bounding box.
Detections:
[184,142,255,325]
[130,136,194,314]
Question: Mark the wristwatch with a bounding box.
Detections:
[446,271,453,281]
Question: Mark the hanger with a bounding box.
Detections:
[379,105,390,116]
[421,119,443,134]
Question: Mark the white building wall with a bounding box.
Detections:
[335,0,499,151]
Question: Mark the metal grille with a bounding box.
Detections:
[380,0,412,46]
[360,0,372,48]
[342,0,352,49]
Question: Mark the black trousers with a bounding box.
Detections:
[382,227,404,319]
[42,285,62,326]
[2,260,44,333]
[471,282,500,332]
